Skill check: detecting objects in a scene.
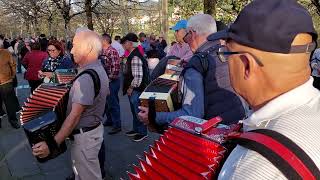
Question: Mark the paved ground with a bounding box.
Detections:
[0,73,159,180]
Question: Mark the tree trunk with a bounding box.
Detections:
[64,18,71,41]
[33,17,40,36]
[161,0,168,40]
[85,0,94,30]
[48,16,53,37]
[203,0,217,17]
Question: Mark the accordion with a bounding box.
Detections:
[20,83,70,162]
[54,69,77,84]
[139,58,182,112]
[127,116,241,179]
[139,77,179,112]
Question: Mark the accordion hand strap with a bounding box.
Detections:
[230,129,320,180]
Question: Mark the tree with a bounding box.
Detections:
[51,0,86,39]
[203,0,216,17]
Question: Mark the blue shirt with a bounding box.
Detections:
[42,54,74,72]
[141,40,151,53]
[155,68,204,125]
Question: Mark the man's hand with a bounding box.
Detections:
[138,106,149,125]
[32,141,50,158]
[127,87,133,96]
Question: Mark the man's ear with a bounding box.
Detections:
[239,54,256,80]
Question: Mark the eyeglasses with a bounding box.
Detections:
[209,45,264,66]
[47,49,57,52]
[217,40,317,65]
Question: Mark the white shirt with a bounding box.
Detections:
[111,41,125,57]
[218,77,320,180]
[147,58,159,70]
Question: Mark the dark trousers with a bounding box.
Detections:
[28,80,43,93]
[104,79,121,128]
[0,96,5,116]
[313,76,320,90]
[0,82,20,125]
[129,90,147,135]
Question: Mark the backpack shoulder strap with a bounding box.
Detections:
[71,69,101,98]
[183,44,221,78]
[230,129,320,180]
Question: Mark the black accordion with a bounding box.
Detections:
[20,83,70,162]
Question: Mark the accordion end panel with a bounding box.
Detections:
[139,92,174,112]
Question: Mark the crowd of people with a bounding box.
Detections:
[1,0,320,179]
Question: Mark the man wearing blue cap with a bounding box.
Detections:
[139,14,245,129]
[206,0,320,179]
[167,19,193,62]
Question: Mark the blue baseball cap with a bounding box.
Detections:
[170,20,187,31]
[207,0,317,54]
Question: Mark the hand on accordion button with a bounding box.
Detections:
[32,141,50,159]
[138,106,149,125]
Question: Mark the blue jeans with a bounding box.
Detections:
[128,90,147,136]
[105,79,121,128]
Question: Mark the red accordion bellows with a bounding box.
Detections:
[20,84,69,125]
[128,116,241,179]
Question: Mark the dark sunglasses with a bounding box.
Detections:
[183,30,194,43]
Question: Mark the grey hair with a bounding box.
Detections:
[187,14,217,36]
[75,27,102,55]
[0,39,3,48]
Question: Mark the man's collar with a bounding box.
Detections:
[78,60,100,70]
[244,77,320,128]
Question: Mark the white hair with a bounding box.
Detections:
[75,27,102,55]
[0,39,3,48]
[187,14,217,36]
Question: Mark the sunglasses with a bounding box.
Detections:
[183,30,194,44]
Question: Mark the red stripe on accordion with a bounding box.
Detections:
[144,152,185,180]
[154,140,217,168]
[163,132,226,158]
[138,159,167,179]
[153,142,214,176]
[149,147,207,179]
[32,91,63,102]
[167,128,223,150]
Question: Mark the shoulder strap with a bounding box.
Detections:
[71,69,101,98]
[230,129,320,180]
[183,44,221,78]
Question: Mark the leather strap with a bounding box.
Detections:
[230,129,320,180]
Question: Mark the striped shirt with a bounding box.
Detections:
[130,56,143,88]
[218,77,320,180]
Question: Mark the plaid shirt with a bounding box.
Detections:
[131,56,143,87]
[101,46,121,80]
